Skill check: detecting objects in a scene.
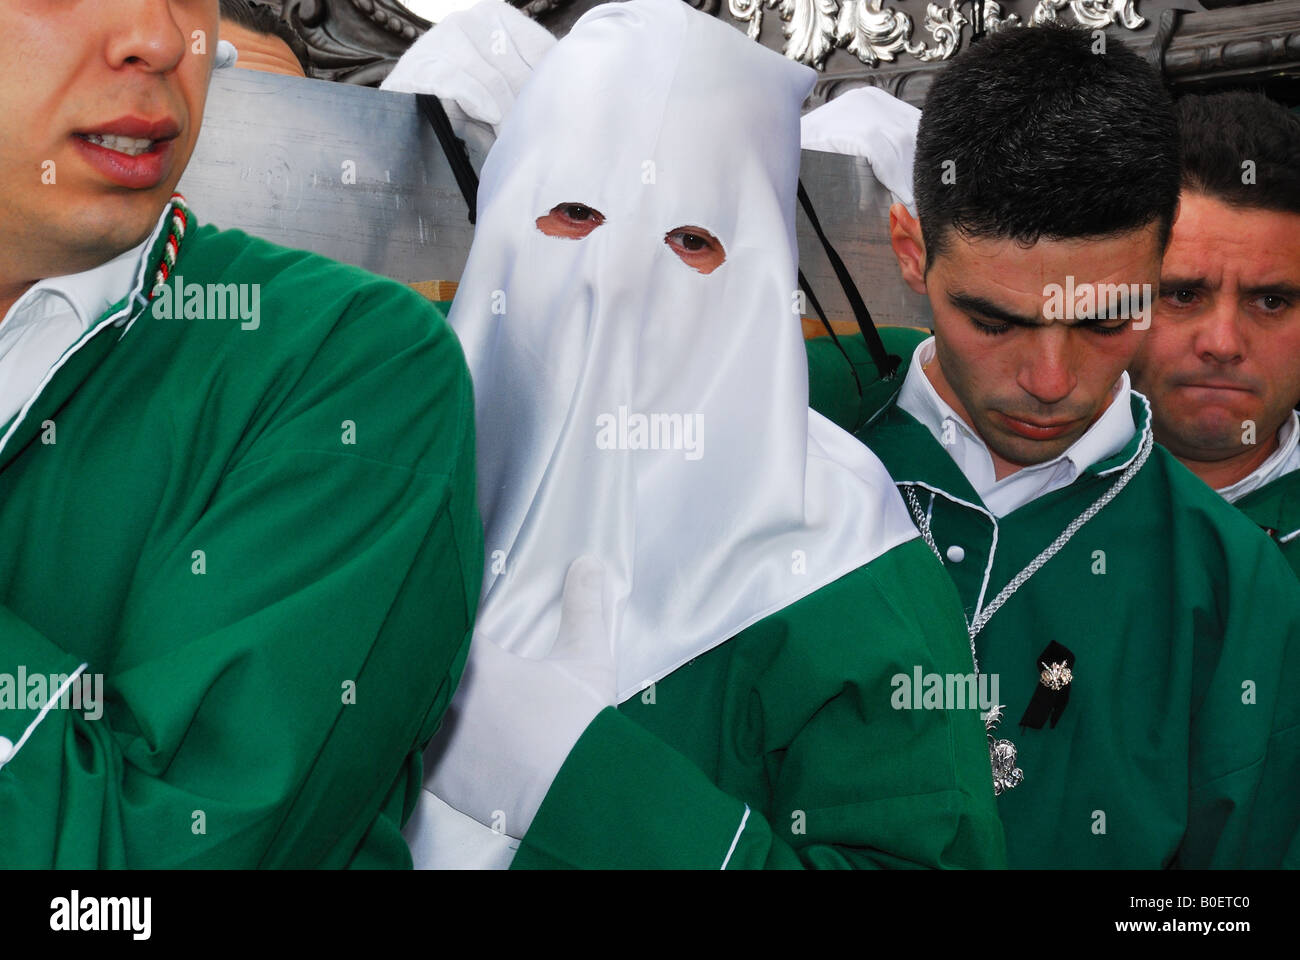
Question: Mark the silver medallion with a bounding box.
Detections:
[984,704,1024,795]
[1039,660,1073,691]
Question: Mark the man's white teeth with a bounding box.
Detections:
[81,133,154,157]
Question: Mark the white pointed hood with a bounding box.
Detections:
[448,0,918,701]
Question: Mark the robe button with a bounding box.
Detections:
[946,545,966,563]
[0,735,13,765]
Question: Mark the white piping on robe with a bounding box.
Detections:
[0,203,171,461]
[0,663,88,773]
[900,480,1000,627]
[721,804,750,870]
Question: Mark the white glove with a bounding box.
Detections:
[800,85,921,215]
[381,0,556,138]
[215,39,239,70]
[424,555,616,841]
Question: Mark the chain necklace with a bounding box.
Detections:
[902,426,1154,795]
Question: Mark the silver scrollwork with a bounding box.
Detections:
[918,1,1022,62]
[781,0,842,66]
[1031,0,1144,30]
[728,0,766,41]
[732,0,1143,70]
[835,0,920,67]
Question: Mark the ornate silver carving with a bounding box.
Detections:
[728,0,761,40]
[1031,0,1144,31]
[730,0,1142,70]
[913,1,1021,63]
[835,0,921,67]
[783,0,842,66]
[985,704,1024,796]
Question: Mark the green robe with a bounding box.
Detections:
[1234,469,1300,576]
[806,326,930,435]
[0,207,482,867]
[809,336,1300,867]
[811,329,1300,579]
[510,539,1008,869]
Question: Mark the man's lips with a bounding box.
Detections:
[1175,381,1256,393]
[76,116,180,141]
[69,116,180,190]
[992,410,1082,441]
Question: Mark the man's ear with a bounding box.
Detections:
[889,203,928,296]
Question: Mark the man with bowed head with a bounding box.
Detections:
[833,25,1299,866]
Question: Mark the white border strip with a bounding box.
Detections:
[0,663,88,773]
[902,480,999,623]
[720,804,750,870]
[0,203,171,461]
[1097,391,1153,477]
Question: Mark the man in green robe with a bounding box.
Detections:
[809,26,1299,867]
[1130,92,1300,575]
[412,0,1005,870]
[0,1,481,866]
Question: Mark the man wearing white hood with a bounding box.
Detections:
[411,0,1005,869]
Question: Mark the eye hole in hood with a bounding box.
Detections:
[534,203,724,275]
[665,225,725,274]
[536,202,606,239]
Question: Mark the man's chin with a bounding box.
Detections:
[85,184,175,224]
[58,188,176,264]
[1155,398,1254,452]
[1156,417,1258,463]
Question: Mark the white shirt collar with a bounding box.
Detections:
[897,336,1136,517]
[1217,410,1300,504]
[0,237,151,429]
[3,238,150,335]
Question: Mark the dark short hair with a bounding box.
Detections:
[219,0,311,74]
[1175,91,1300,216]
[913,23,1180,267]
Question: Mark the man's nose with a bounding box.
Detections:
[1193,298,1247,366]
[104,0,189,75]
[1018,329,1076,406]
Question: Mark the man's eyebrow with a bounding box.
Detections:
[1159,275,1212,293]
[947,291,1040,327]
[1241,282,1300,300]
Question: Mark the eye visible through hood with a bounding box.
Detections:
[446,0,920,701]
[535,202,605,239]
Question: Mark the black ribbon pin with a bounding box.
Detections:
[1019,641,1075,730]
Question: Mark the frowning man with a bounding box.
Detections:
[1131,91,1300,574]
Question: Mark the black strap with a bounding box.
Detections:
[797,179,900,381]
[799,268,863,397]
[416,93,479,224]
